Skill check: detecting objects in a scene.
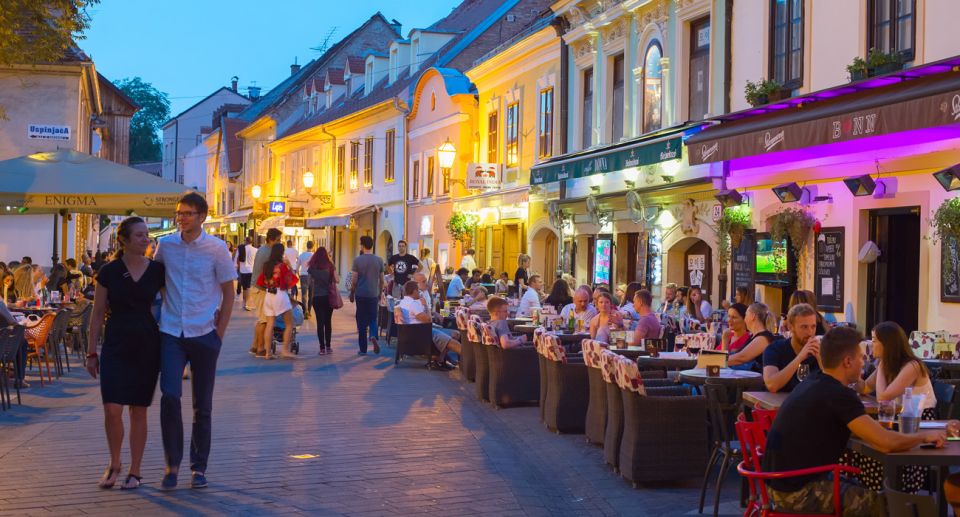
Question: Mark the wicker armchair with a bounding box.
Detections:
[455,310,477,382]
[25,312,57,386]
[534,328,548,422]
[582,340,607,445]
[0,325,25,409]
[482,322,539,408]
[541,334,588,433]
[393,322,433,368]
[600,349,624,470]
[472,320,490,402]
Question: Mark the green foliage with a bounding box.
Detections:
[866,47,902,68]
[932,197,960,278]
[846,56,868,79]
[717,205,753,265]
[115,77,170,164]
[769,207,816,259]
[446,212,479,245]
[848,49,903,81]
[744,79,783,107]
[0,0,98,67]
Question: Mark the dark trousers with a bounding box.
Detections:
[160,330,221,474]
[355,296,378,353]
[311,296,333,349]
[299,275,314,313]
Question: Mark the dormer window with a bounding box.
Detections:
[365,63,374,95]
[410,38,420,75]
[389,48,398,84]
[326,90,332,109]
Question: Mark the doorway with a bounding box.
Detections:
[866,207,920,333]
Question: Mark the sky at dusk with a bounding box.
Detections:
[82,0,461,118]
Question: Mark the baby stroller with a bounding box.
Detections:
[269,299,304,356]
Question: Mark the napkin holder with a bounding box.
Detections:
[696,349,728,369]
[706,365,721,377]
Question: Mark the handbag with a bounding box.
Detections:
[329,281,343,310]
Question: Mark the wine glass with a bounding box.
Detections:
[797,364,810,383]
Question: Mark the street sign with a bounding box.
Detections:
[286,218,305,228]
[268,201,286,214]
[289,206,304,217]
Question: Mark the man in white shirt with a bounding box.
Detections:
[283,239,299,298]
[517,274,544,317]
[394,280,461,369]
[297,241,315,315]
[154,192,236,490]
[237,237,256,310]
[560,286,598,328]
[460,248,477,273]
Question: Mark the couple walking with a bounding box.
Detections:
[85,192,237,490]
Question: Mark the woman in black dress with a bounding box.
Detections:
[307,246,339,355]
[85,217,164,490]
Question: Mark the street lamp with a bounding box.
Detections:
[302,170,315,189]
[251,184,262,199]
[437,138,456,169]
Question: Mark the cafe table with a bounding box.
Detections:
[742,391,880,414]
[608,346,649,359]
[678,368,763,387]
[849,425,960,516]
[923,358,960,379]
[636,351,698,371]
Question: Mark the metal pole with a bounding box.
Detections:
[51,213,59,265]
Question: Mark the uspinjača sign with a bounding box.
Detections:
[530,136,682,185]
[28,124,70,141]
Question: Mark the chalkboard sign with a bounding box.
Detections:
[814,227,844,312]
[941,236,960,303]
[731,230,757,297]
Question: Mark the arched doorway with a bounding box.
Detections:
[378,230,394,259]
[531,227,559,287]
[666,237,713,296]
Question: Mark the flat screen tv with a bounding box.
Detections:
[755,232,793,282]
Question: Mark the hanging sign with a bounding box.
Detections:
[466,163,502,189]
[268,201,286,214]
[28,124,71,140]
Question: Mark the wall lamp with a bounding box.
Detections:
[843,174,897,198]
[934,164,960,191]
[714,189,743,208]
[624,179,636,189]
[773,182,832,204]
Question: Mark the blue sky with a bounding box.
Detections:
[82,0,460,118]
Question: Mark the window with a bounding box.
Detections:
[430,92,436,111]
[336,145,345,192]
[426,156,435,197]
[411,160,420,200]
[506,102,519,167]
[538,88,554,159]
[611,54,625,141]
[384,129,396,182]
[870,0,915,60]
[770,0,803,88]
[350,141,359,189]
[642,43,663,133]
[441,161,450,194]
[487,111,498,163]
[363,137,373,186]
[582,67,594,149]
[689,18,711,121]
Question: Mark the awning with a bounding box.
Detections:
[453,186,529,212]
[686,59,960,165]
[259,215,286,231]
[149,227,177,239]
[305,205,378,229]
[202,217,222,230]
[222,208,252,223]
[530,123,701,186]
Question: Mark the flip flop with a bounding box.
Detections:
[120,474,142,490]
[98,466,121,489]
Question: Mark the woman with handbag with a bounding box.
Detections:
[307,247,340,355]
[256,243,298,359]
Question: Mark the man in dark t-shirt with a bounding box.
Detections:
[762,303,822,393]
[762,326,945,516]
[387,240,418,296]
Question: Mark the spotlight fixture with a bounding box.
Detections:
[772,182,803,203]
[934,164,960,191]
[842,175,877,197]
[714,189,743,208]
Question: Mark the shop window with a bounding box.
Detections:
[411,160,420,200]
[611,54,625,142]
[769,0,803,89]
[869,0,915,61]
[363,137,373,187]
[688,17,710,121]
[384,129,396,182]
[642,42,663,133]
[582,67,594,149]
[487,111,498,163]
[336,145,345,192]
[506,102,519,167]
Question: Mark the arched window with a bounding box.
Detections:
[430,92,436,111]
[642,41,663,133]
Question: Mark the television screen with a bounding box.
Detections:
[593,238,612,285]
[756,236,788,275]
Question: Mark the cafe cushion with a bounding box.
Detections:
[582,339,606,369]
[540,334,566,364]
[909,331,941,359]
[613,353,647,395]
[599,349,620,384]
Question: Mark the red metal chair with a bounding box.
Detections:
[735,419,860,517]
[751,408,778,431]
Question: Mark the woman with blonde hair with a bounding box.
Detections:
[514,254,531,298]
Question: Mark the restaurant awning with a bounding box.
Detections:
[529,123,702,186]
[305,205,378,229]
[149,227,177,239]
[259,215,286,230]
[685,55,960,165]
[0,149,186,216]
[222,208,253,223]
[452,186,528,212]
[202,217,222,229]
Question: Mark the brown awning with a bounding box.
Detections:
[686,72,960,165]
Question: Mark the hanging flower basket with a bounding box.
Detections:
[717,205,753,265]
[932,197,960,277]
[768,207,816,259]
[446,212,479,246]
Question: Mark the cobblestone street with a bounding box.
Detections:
[0,301,741,516]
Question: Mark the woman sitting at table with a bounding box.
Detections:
[721,303,751,353]
[589,292,623,343]
[618,282,643,328]
[543,278,572,311]
[728,302,778,371]
[486,296,526,349]
[859,321,937,418]
[685,286,712,323]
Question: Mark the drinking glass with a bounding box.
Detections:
[878,400,897,430]
[796,364,810,383]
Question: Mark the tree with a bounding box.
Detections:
[115,77,170,164]
[0,1,98,66]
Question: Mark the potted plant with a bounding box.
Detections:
[847,56,869,82]
[717,205,753,265]
[866,48,903,76]
[768,207,816,260]
[932,197,960,277]
[744,79,787,107]
[446,212,479,246]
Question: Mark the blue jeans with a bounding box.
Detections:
[160,330,221,474]
[355,296,378,353]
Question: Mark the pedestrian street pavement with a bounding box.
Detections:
[0,300,743,516]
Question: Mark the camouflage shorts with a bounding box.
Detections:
[768,478,887,517]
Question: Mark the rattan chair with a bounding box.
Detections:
[472,320,490,402]
[541,334,588,433]
[0,325,25,409]
[25,312,56,386]
[600,349,624,471]
[535,328,548,422]
[47,309,73,377]
[582,340,606,445]
[482,322,539,408]
[455,310,476,382]
[393,322,433,368]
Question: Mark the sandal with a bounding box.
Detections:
[98,465,121,489]
[120,474,142,490]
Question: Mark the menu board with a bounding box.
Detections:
[593,237,612,286]
[814,227,844,312]
[941,236,960,303]
[731,230,756,296]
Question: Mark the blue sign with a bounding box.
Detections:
[268,201,286,214]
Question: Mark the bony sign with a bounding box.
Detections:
[268,201,286,214]
[466,163,501,189]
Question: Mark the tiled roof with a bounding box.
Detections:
[222,117,247,173]
[326,68,345,86]
[346,56,366,74]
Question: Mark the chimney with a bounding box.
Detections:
[247,86,261,100]
[390,18,402,34]
[290,63,301,75]
[230,76,238,92]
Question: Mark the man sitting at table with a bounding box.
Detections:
[763,326,946,516]
[763,303,822,393]
[516,274,543,318]
[414,272,460,340]
[395,281,460,370]
[560,286,597,329]
[486,296,527,349]
[630,289,661,345]
[657,282,678,314]
[446,268,468,299]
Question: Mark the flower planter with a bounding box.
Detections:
[868,62,903,77]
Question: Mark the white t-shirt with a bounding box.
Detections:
[239,244,256,274]
[559,303,598,326]
[396,295,427,324]
[460,254,477,273]
[284,247,299,271]
[298,251,314,275]
[517,287,542,317]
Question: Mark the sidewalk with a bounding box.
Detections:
[0,301,742,516]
